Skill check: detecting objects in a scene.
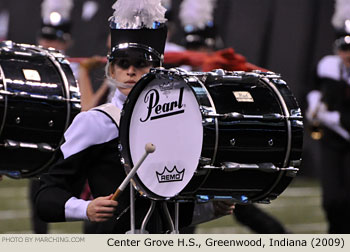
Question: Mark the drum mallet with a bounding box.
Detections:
[111,143,156,201]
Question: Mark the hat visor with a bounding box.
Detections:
[335,36,350,51]
[108,43,162,62]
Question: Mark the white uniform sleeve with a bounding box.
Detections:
[65,197,92,221]
[61,110,119,159]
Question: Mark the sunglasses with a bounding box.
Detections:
[114,58,155,69]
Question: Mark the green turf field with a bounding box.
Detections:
[0,176,327,234]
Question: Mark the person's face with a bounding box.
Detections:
[38,38,69,51]
[110,58,154,96]
[338,49,350,68]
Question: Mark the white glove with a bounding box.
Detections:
[316,103,340,126]
[306,90,322,122]
[315,104,349,140]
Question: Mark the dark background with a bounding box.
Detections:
[0,0,337,177]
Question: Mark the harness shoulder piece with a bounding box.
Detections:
[92,103,121,128]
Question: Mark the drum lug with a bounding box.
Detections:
[268,139,274,146]
[289,159,302,167]
[72,103,81,110]
[201,162,299,173]
[199,157,211,165]
[211,69,225,76]
[2,139,55,152]
[15,117,21,124]
[48,120,54,127]
[289,108,303,120]
[202,117,215,126]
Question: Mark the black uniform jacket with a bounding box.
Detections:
[316,55,350,149]
[35,101,194,233]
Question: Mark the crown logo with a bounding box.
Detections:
[159,81,174,91]
[156,166,185,183]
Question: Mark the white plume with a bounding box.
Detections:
[179,0,217,29]
[332,0,350,31]
[111,0,167,29]
[41,0,73,23]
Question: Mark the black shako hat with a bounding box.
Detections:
[108,0,168,63]
[39,0,73,41]
[40,21,72,41]
[332,0,350,51]
[179,0,221,50]
[109,24,168,62]
[183,22,216,50]
[334,21,350,51]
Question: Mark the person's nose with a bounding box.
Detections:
[126,65,136,76]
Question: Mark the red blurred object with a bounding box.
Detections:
[68,48,267,72]
[164,48,267,72]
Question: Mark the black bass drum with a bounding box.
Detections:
[119,68,303,203]
[0,41,80,178]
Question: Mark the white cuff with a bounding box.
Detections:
[65,197,91,221]
[318,110,340,126]
[306,90,322,121]
[306,90,322,106]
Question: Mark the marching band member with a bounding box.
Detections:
[30,0,75,234]
[35,0,233,234]
[305,0,350,233]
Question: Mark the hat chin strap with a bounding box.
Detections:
[106,77,134,89]
[105,62,135,89]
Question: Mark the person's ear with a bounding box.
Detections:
[109,63,115,75]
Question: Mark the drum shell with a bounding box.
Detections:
[182,74,303,201]
[0,42,80,177]
[119,69,303,202]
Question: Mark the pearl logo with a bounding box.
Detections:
[140,87,185,122]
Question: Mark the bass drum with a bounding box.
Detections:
[0,41,80,178]
[119,68,303,203]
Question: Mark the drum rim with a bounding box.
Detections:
[194,74,219,166]
[248,76,293,202]
[0,64,8,138]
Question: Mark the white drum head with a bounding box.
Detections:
[129,76,203,198]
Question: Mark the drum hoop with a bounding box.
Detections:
[0,65,8,138]
[187,74,219,166]
[261,77,292,167]
[249,76,292,202]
